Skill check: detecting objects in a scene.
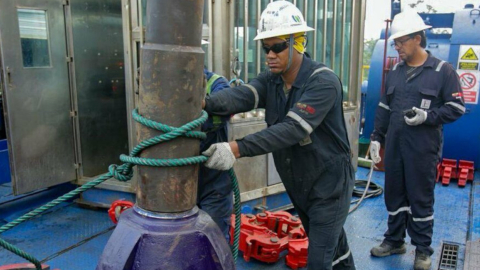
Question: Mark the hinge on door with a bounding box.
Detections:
[66,56,73,63]
[63,0,70,6]
[70,110,77,117]
[74,163,80,169]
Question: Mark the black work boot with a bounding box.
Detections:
[414,251,431,270]
[370,242,407,257]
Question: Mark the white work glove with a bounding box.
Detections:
[202,142,236,171]
[370,141,381,164]
[404,107,427,126]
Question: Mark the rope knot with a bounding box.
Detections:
[109,164,133,182]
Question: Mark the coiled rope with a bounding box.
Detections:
[0,109,241,269]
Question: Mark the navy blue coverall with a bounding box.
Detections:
[198,68,232,240]
[371,52,465,255]
[205,56,355,270]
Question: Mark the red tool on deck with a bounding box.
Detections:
[285,238,309,270]
[457,160,475,187]
[230,211,308,269]
[439,158,457,186]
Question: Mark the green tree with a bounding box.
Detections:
[362,38,378,81]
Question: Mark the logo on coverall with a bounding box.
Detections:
[296,102,316,115]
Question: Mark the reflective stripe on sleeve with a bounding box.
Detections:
[310,67,334,77]
[287,111,314,134]
[445,101,466,113]
[378,102,391,111]
[436,60,446,72]
[244,84,259,109]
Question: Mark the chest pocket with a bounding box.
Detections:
[387,86,395,95]
[418,87,438,98]
[386,86,395,105]
[417,87,439,110]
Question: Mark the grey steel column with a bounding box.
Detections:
[322,0,328,62]
[137,0,205,212]
[243,0,249,83]
[313,0,318,60]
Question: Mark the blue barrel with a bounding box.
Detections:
[444,6,480,168]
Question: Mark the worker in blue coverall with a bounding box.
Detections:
[201,2,355,269]
[198,66,232,240]
[369,10,465,270]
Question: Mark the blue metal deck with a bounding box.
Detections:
[1,168,479,270]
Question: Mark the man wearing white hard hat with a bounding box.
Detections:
[202,1,355,269]
[369,9,465,270]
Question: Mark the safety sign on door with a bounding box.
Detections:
[457,70,479,104]
[458,45,480,71]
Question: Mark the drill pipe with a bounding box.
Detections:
[137,0,205,212]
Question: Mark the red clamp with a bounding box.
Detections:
[108,200,134,224]
[229,211,308,269]
[458,160,474,187]
[439,158,457,186]
[286,238,308,270]
[255,211,302,238]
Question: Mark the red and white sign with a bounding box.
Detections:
[457,70,479,104]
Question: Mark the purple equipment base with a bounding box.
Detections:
[96,206,235,270]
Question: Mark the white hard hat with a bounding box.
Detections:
[389,9,431,40]
[254,0,314,41]
[201,40,209,45]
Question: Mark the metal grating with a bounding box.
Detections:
[438,243,459,270]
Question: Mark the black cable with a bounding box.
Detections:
[349,159,384,214]
[352,180,383,199]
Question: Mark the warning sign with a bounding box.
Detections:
[460,73,476,90]
[457,70,479,104]
[459,62,479,70]
[458,45,480,71]
[461,48,478,60]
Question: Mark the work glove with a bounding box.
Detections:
[404,107,427,126]
[370,141,381,164]
[202,142,236,171]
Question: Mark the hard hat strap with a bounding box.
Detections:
[284,34,295,73]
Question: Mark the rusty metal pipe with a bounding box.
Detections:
[380,19,392,95]
[137,0,205,212]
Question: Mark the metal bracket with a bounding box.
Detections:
[66,56,73,63]
[63,0,70,6]
[6,67,12,85]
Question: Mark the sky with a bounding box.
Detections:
[364,0,478,39]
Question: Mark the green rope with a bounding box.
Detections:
[0,109,242,269]
[229,169,241,261]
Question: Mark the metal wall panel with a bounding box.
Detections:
[344,109,359,168]
[267,153,282,185]
[228,120,268,192]
[71,0,128,177]
[0,0,76,194]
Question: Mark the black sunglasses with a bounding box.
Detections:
[262,41,289,54]
[390,37,412,48]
